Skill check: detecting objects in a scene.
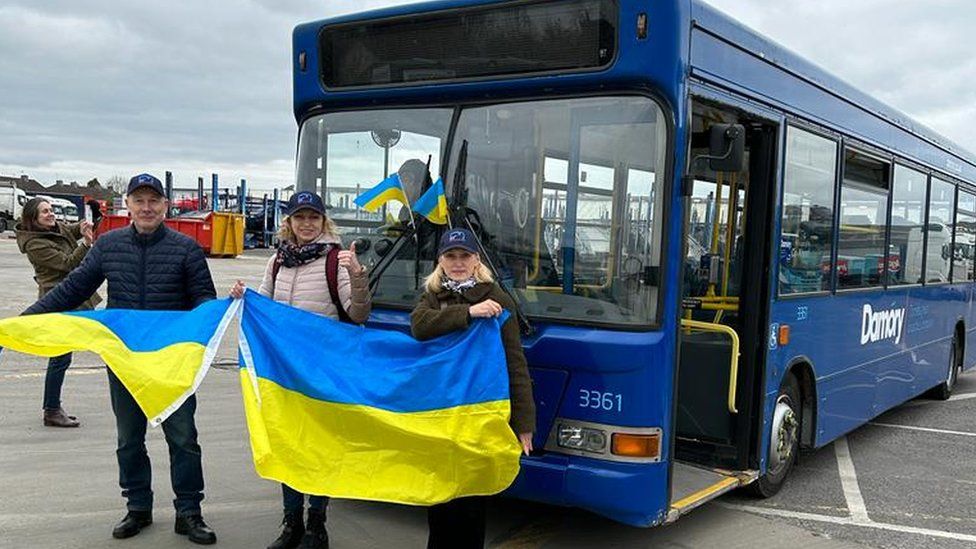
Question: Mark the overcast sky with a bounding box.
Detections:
[0,0,973,191]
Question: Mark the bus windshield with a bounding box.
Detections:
[296,96,667,327]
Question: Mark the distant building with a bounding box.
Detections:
[0,175,46,194]
[0,175,118,201]
[46,178,116,201]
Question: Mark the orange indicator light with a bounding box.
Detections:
[611,433,660,458]
[778,324,791,346]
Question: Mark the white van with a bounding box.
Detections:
[31,194,67,221]
[49,197,80,222]
[0,186,29,233]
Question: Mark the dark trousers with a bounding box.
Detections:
[108,369,205,516]
[427,497,486,549]
[281,484,329,514]
[43,353,72,410]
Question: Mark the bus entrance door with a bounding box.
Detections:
[670,101,778,515]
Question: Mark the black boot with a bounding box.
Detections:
[268,510,305,549]
[175,514,217,545]
[299,509,328,549]
[112,510,152,539]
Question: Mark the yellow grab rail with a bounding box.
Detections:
[679,319,740,414]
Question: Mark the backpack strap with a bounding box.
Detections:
[326,245,353,324]
[270,257,282,294]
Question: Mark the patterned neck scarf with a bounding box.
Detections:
[276,240,332,269]
[442,276,478,294]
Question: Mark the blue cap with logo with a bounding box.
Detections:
[437,228,479,256]
[285,191,326,216]
[127,173,165,196]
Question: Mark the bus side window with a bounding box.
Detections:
[836,149,889,290]
[954,190,976,281]
[779,127,838,295]
[889,165,927,286]
[927,178,955,283]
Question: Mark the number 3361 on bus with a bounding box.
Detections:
[578,389,623,412]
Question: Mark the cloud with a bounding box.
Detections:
[0,0,973,192]
[704,0,976,153]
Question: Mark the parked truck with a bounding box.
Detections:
[0,185,29,233]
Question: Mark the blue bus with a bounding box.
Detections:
[290,0,976,527]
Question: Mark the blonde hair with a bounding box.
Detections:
[423,260,494,293]
[277,212,338,243]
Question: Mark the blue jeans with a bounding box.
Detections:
[43,353,72,410]
[107,369,205,516]
[282,484,329,514]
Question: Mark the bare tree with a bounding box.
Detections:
[106,175,128,195]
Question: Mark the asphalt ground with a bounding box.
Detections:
[0,233,973,548]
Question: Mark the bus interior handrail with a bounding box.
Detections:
[679,318,740,414]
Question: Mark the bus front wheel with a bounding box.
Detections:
[747,374,800,498]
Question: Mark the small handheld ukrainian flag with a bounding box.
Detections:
[353,174,409,212]
[411,177,449,225]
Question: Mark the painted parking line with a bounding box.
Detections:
[725,434,976,543]
[0,368,104,380]
[898,391,976,408]
[868,422,976,438]
[948,392,976,402]
[834,437,869,522]
[722,504,976,544]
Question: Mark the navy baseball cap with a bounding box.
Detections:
[285,191,326,216]
[127,173,165,196]
[437,228,479,256]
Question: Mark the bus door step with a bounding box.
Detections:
[666,462,758,522]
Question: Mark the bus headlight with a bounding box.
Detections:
[545,419,662,463]
[557,424,607,453]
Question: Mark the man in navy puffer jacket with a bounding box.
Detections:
[25,173,218,545]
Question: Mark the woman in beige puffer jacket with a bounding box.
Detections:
[255,229,370,321]
[230,191,370,549]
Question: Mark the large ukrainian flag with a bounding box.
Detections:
[238,290,522,505]
[0,299,238,426]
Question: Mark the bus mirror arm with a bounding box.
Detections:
[449,139,533,335]
[366,224,415,292]
[689,123,745,173]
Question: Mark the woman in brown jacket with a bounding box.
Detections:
[410,227,535,549]
[15,197,101,427]
[230,191,370,549]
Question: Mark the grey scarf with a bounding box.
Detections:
[442,277,478,294]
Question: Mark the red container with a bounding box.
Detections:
[95,214,131,235]
[95,214,212,253]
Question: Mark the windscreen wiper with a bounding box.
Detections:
[450,140,534,336]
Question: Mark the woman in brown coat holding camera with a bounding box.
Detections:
[15,197,101,427]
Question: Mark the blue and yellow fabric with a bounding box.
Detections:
[412,177,449,225]
[0,299,239,426]
[352,173,409,212]
[0,292,521,505]
[238,290,521,505]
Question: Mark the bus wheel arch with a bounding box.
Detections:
[747,367,808,498]
[931,322,964,400]
[956,320,966,372]
[787,361,818,449]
